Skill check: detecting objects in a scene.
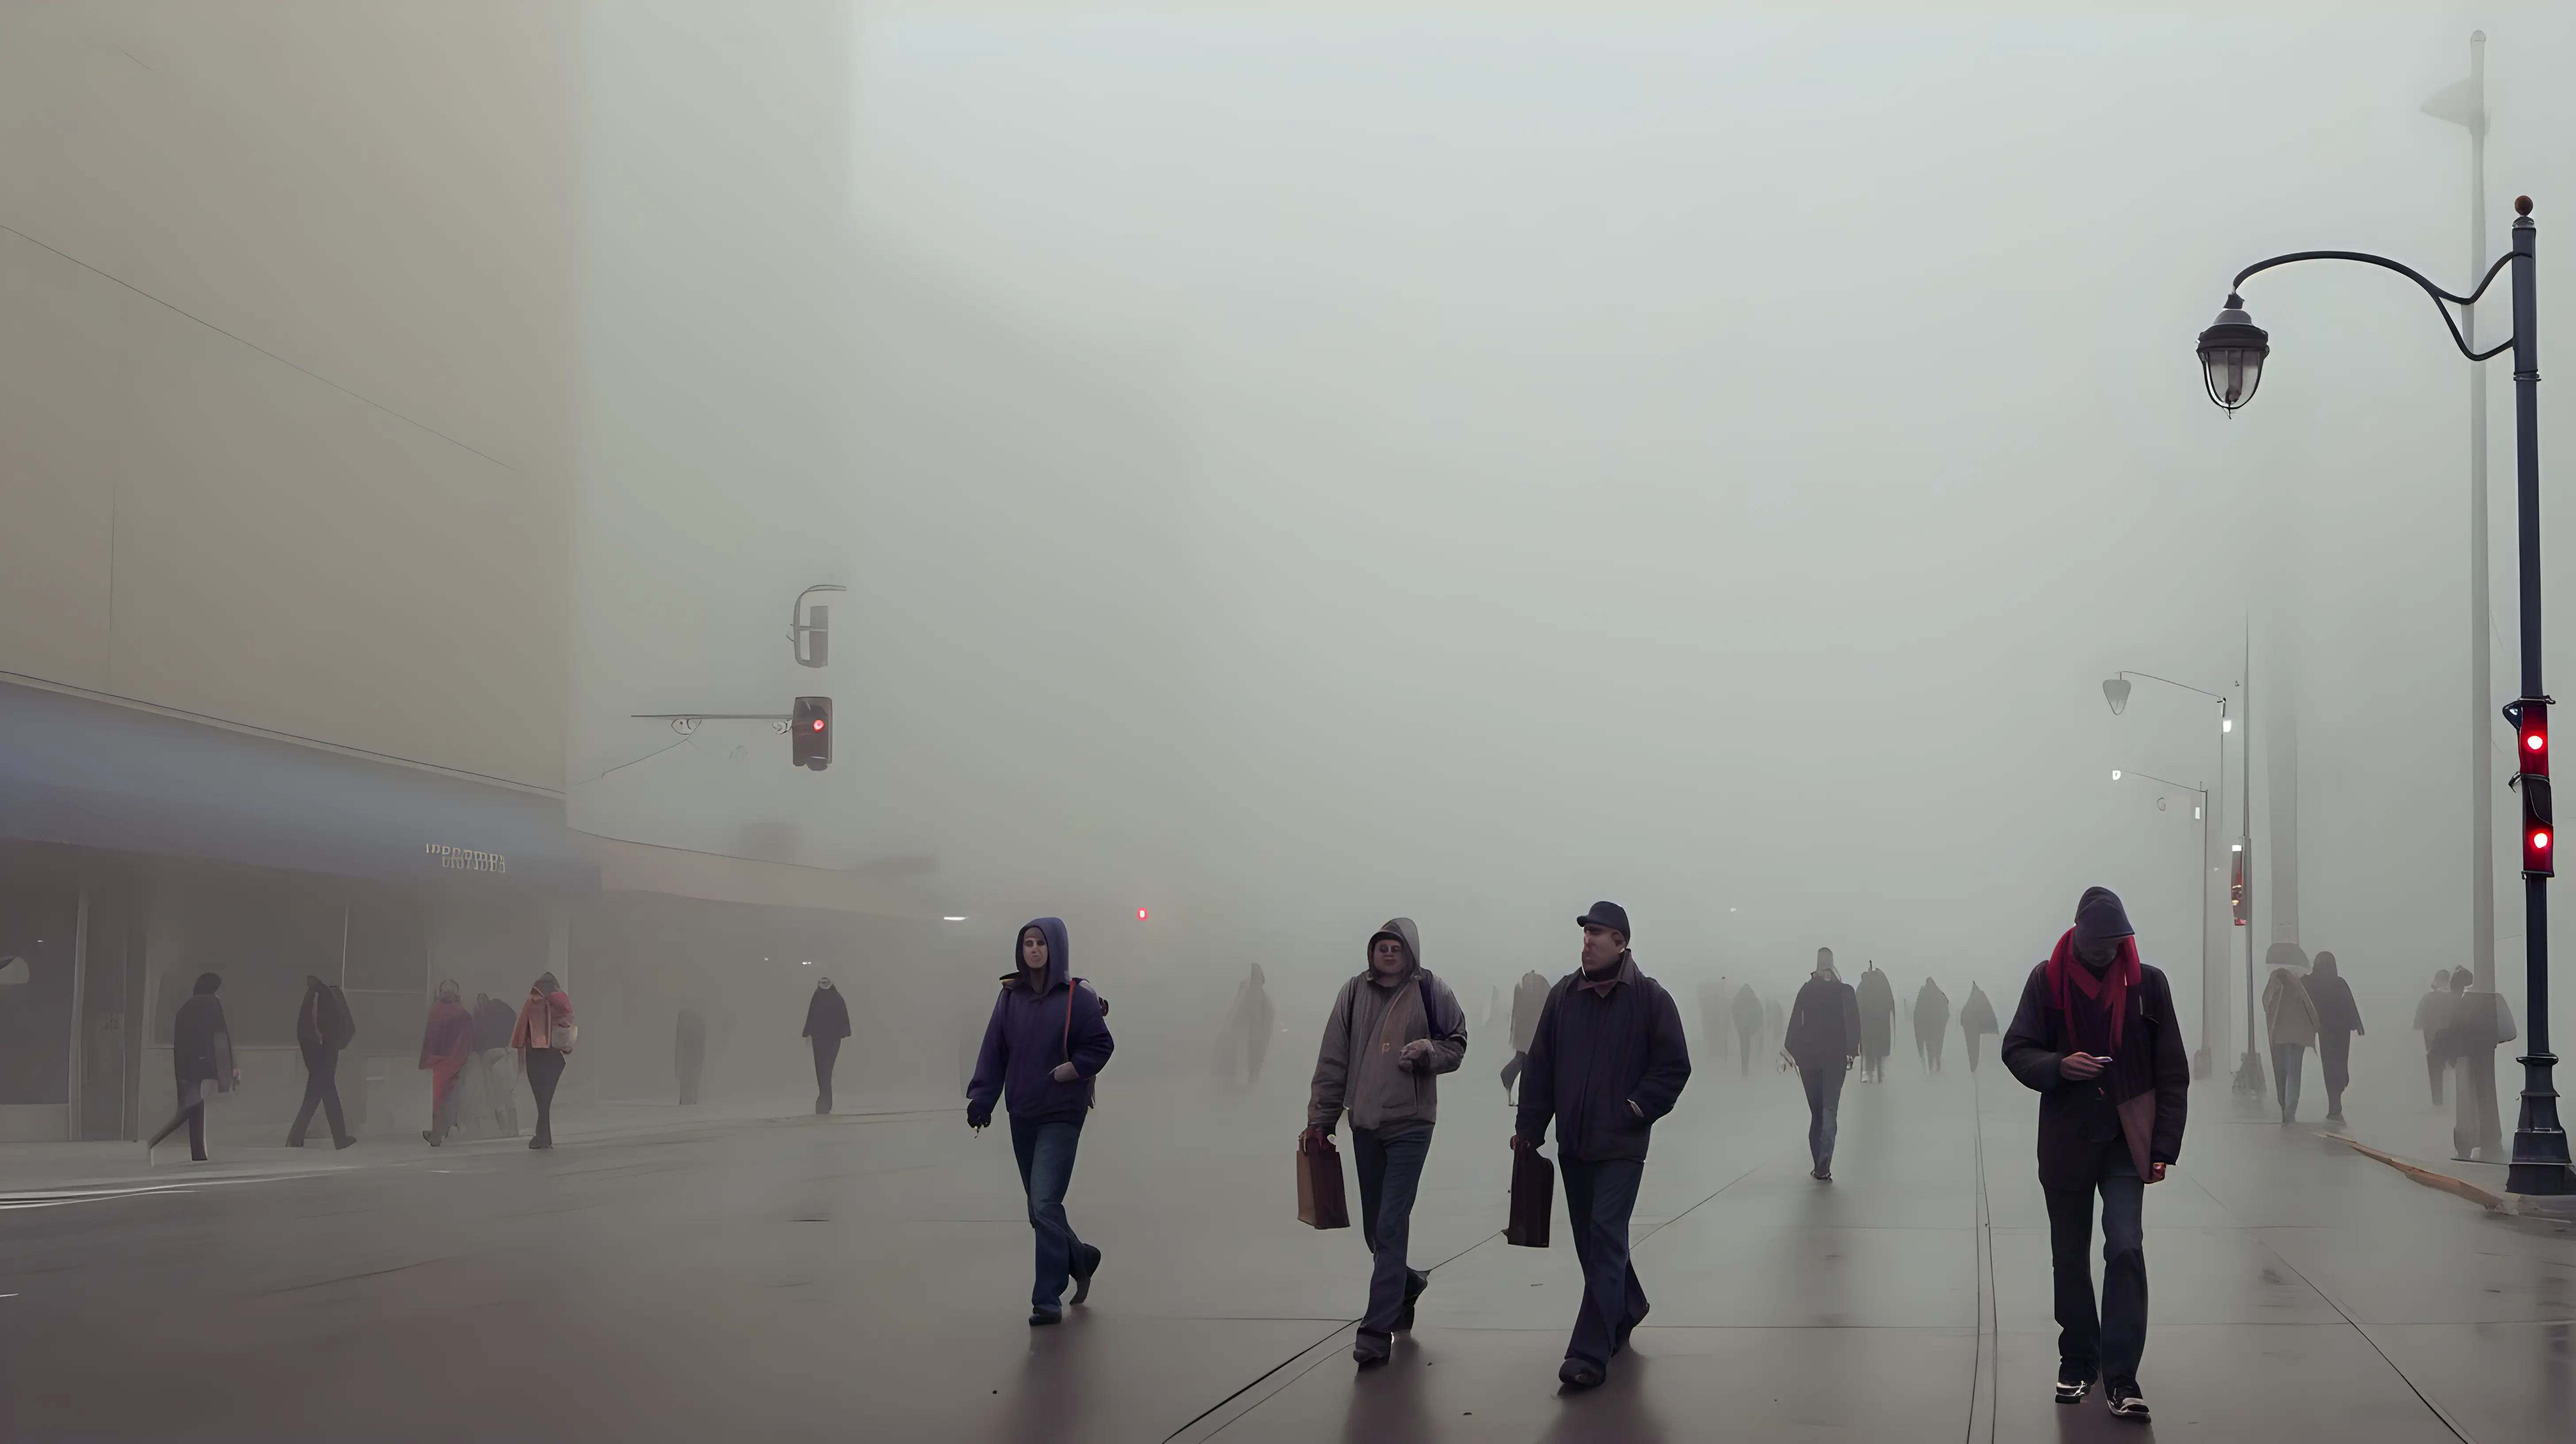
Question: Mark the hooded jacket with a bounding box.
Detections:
[804,981,852,1042]
[1855,967,1896,1056]
[172,973,233,1085]
[967,918,1114,1128]
[509,974,574,1052]
[1959,983,2000,1039]
[1307,918,1469,1133]
[2305,955,2364,1037]
[2001,952,2190,1190]
[1914,979,1950,1040]
[2264,968,2320,1048]
[1515,952,1693,1163]
[1783,967,1861,1069]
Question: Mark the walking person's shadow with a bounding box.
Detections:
[1537,1351,1668,1444]
[1336,1335,1438,1444]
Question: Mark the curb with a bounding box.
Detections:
[2326,1133,2576,1218]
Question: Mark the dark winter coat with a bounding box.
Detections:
[1783,975,1862,1069]
[1514,953,1693,1163]
[172,974,233,1084]
[474,996,517,1052]
[1731,983,1763,1032]
[295,976,356,1059]
[2305,967,2363,1037]
[2000,960,2190,1191]
[1856,968,1896,1056]
[804,983,852,1042]
[1913,980,1950,1043]
[1959,984,1999,1039]
[967,917,1114,1128]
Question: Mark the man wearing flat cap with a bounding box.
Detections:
[2001,886,2190,1425]
[1513,901,1693,1390]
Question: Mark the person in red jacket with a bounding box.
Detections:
[510,972,575,1150]
[418,980,474,1146]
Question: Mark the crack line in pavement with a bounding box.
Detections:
[2248,1237,2478,1443]
[1164,1139,1789,1441]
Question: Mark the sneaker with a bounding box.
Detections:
[1070,1245,1102,1306]
[1558,1357,1605,1390]
[1028,1308,1062,1327]
[1395,1270,1427,1331]
[334,1137,357,1151]
[2106,1381,2150,1420]
[2055,1367,2095,1405]
[1811,1167,1833,1182]
[1353,1330,1391,1367]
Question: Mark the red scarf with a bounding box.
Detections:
[2046,929,2139,1048]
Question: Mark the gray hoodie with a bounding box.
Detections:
[1307,917,1470,1133]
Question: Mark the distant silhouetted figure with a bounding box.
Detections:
[510,972,575,1150]
[287,974,356,1149]
[1215,963,1276,1089]
[149,973,234,1163]
[1501,969,1549,1101]
[2444,970,2516,1162]
[2262,964,2317,1126]
[2413,969,2456,1105]
[1304,918,1468,1367]
[1959,983,1999,1074]
[805,978,851,1114]
[1914,978,1950,1072]
[2305,952,2363,1124]
[1856,964,1896,1083]
[419,979,473,1146]
[1515,902,1690,1391]
[675,1006,706,1106]
[1731,983,1764,1077]
[2001,887,2189,1424]
[1783,949,1861,1180]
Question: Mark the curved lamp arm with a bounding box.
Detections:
[2231,249,2515,361]
[2116,670,2229,707]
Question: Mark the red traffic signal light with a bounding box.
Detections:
[2524,777,2555,877]
[791,696,833,771]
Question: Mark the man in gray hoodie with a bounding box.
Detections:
[1303,917,1470,1367]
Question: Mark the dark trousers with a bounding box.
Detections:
[1351,1122,1432,1338]
[1501,1051,1529,1098]
[148,1078,210,1160]
[1736,1025,1759,1075]
[1010,1117,1092,1313]
[288,1048,349,1146]
[525,1048,565,1145]
[2044,1141,2147,1386]
[812,1036,841,1114]
[1559,1155,1648,1367]
[2272,1043,2305,1122]
[2319,1030,2353,1117]
[2425,1046,2447,1104]
[1799,1064,1846,1172]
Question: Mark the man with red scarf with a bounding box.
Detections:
[2001,887,2189,1425]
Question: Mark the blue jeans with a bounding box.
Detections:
[1352,1122,1432,1338]
[2273,1043,2305,1122]
[1800,1064,1846,1171]
[1009,1117,1092,1313]
[2045,1141,2146,1385]
[1560,1154,1648,1367]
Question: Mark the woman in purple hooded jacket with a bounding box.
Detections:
[967,917,1115,1325]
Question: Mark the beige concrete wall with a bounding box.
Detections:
[0,2,577,790]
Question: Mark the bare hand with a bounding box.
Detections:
[2147,1162,2168,1184]
[1299,1125,1328,1152]
[2059,1052,2107,1081]
[1510,1134,1532,1152]
[1050,1061,1079,1083]
[1397,1039,1434,1068]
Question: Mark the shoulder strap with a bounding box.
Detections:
[1063,977,1084,1059]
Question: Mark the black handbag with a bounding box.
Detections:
[1506,1145,1553,1248]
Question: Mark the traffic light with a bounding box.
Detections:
[791,696,832,771]
[2510,697,2553,876]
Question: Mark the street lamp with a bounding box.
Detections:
[2201,196,2569,1195]
[2112,770,2215,1058]
[2104,669,2238,1084]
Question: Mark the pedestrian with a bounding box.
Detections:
[147,973,236,1162]
[2413,969,2456,1106]
[1915,978,1950,1072]
[2305,951,2364,1125]
[1783,947,1861,1180]
[1959,983,2000,1074]
[675,1006,706,1106]
[2443,969,2517,1162]
[1513,902,1692,1391]
[472,991,521,1136]
[1501,968,1548,1102]
[966,918,1114,1326]
[1731,982,1763,1077]
[510,971,575,1150]
[1695,976,1732,1075]
[286,974,357,1150]
[804,976,851,1114]
[2262,962,2318,1126]
[1856,963,1896,1083]
[418,980,474,1147]
[1303,918,1470,1367]
[2001,886,2189,1423]
[1215,963,1275,1089]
